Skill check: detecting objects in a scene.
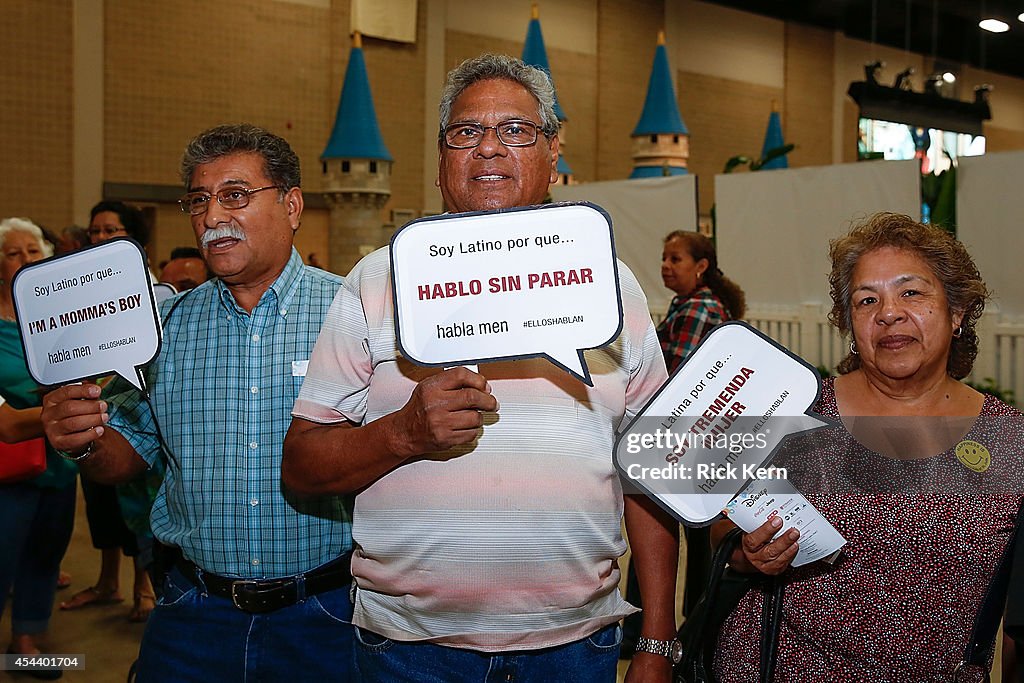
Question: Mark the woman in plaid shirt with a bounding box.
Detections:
[655,230,746,625]
[657,230,745,373]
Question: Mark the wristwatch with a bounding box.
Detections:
[634,636,683,664]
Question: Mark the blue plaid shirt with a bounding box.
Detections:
[107,248,352,578]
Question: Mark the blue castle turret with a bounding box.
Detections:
[321,32,393,274]
[759,103,789,170]
[630,31,689,178]
[521,4,574,185]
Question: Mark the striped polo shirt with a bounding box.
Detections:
[293,247,667,651]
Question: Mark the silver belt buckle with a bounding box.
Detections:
[230,580,260,610]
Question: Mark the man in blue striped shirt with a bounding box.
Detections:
[42,124,354,682]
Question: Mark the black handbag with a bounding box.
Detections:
[956,498,1024,682]
[674,528,783,683]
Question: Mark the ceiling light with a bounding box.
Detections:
[979,18,1010,32]
[942,72,956,83]
[1019,12,1024,22]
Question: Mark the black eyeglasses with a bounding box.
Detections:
[178,185,282,216]
[442,119,547,149]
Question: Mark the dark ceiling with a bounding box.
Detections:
[703,0,1024,81]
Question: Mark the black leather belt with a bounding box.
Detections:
[176,553,352,614]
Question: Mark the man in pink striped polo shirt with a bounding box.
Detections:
[284,54,679,683]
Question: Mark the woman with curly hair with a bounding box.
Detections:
[712,213,1023,683]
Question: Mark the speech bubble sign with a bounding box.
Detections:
[11,237,162,391]
[390,203,623,386]
[614,321,835,526]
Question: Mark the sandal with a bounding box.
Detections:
[59,586,123,611]
[129,592,157,623]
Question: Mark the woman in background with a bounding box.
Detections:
[623,231,747,658]
[61,200,156,621]
[0,217,78,676]
[660,230,746,613]
[657,230,746,373]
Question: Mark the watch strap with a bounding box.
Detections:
[635,636,681,662]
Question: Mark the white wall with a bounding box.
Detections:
[715,159,921,307]
[551,175,698,314]
[957,150,1024,317]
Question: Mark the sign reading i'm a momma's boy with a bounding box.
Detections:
[12,237,161,391]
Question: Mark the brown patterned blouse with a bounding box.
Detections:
[714,377,1024,683]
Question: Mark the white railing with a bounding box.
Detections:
[738,304,1023,403]
[744,303,847,373]
[973,312,1024,403]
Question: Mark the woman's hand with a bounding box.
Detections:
[733,515,799,575]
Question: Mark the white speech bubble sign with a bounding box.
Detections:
[11,238,162,391]
[390,203,623,386]
[614,321,836,526]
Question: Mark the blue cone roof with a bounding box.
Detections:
[322,46,392,161]
[629,165,688,179]
[522,17,567,121]
[632,43,688,136]
[759,111,788,170]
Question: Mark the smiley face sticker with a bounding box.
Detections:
[955,439,991,473]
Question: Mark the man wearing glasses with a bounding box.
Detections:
[284,55,678,682]
[42,124,355,682]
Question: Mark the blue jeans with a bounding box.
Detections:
[135,566,355,682]
[0,481,76,634]
[355,622,622,683]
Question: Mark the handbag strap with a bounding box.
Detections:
[758,577,784,683]
[675,527,746,683]
[711,528,784,683]
[959,496,1024,676]
[707,528,744,594]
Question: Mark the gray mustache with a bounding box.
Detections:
[200,225,247,249]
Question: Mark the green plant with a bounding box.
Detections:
[920,163,956,235]
[722,144,796,174]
